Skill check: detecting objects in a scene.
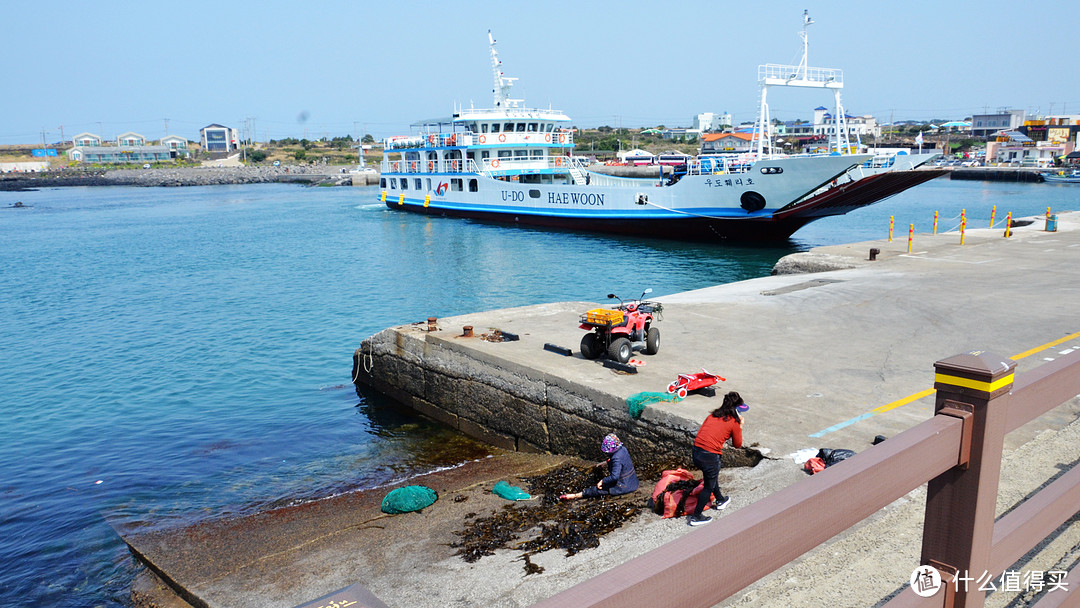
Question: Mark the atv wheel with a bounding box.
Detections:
[580,333,602,359]
[608,337,632,363]
[645,327,660,355]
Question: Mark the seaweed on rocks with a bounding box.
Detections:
[450,464,641,570]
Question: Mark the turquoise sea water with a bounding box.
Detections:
[0,179,1073,606]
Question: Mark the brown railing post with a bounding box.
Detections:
[919,351,1017,607]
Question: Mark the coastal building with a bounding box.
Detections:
[986,130,1073,167]
[66,144,173,164]
[72,132,101,147]
[812,106,880,141]
[116,132,146,147]
[661,127,702,141]
[693,112,732,132]
[619,148,655,165]
[700,132,753,154]
[1020,116,1080,147]
[971,110,1025,138]
[200,124,239,153]
[159,135,190,158]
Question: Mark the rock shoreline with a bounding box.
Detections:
[0,165,378,191]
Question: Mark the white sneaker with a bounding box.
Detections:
[688,514,712,526]
[715,496,731,510]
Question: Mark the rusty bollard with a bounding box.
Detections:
[427,317,438,332]
[462,325,473,338]
[869,248,880,261]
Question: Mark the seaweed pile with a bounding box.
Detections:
[450,464,641,574]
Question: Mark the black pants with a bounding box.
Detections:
[692,445,726,517]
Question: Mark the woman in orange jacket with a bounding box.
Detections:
[688,391,745,526]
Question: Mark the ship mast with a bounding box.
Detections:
[754,11,849,157]
[488,31,523,109]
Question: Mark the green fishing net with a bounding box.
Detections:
[381,485,438,514]
[492,480,531,500]
[625,391,683,418]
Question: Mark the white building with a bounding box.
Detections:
[812,106,880,141]
[693,112,733,132]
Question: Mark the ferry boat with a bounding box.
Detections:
[378,31,940,241]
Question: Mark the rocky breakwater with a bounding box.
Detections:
[0,165,370,190]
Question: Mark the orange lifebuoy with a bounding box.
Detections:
[451,160,459,171]
[558,134,566,143]
[428,135,435,144]
[450,135,456,145]
[428,161,434,171]
[555,157,564,167]
[479,135,486,144]
[498,133,506,143]
[410,161,418,172]
[545,133,551,142]
[491,159,500,168]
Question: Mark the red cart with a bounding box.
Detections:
[667,369,725,399]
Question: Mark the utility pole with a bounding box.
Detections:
[59,125,65,147]
[163,117,169,136]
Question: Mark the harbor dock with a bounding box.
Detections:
[124,212,1080,608]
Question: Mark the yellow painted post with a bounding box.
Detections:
[960,216,966,245]
[424,194,431,208]
[889,215,894,242]
[933,210,939,235]
[381,190,387,203]
[989,205,996,228]
[908,224,914,253]
[398,193,404,206]
[1005,211,1012,238]
[1047,206,1052,220]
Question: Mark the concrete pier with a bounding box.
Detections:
[126,211,1080,608]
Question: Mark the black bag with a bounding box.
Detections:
[817,448,856,467]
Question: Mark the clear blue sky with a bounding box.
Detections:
[3,0,1077,145]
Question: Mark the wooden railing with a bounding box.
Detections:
[531,349,1080,608]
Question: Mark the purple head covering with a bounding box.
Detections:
[600,433,622,454]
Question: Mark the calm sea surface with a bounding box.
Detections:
[0,178,1074,606]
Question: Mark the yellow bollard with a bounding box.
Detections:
[990,205,996,228]
[933,210,939,235]
[960,217,966,245]
[1047,206,1052,220]
[424,194,430,208]
[908,224,914,253]
[1005,211,1012,238]
[398,193,404,206]
[889,215,894,242]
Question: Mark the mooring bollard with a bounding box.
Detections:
[427,316,438,332]
[869,247,880,261]
[889,215,894,242]
[462,325,473,337]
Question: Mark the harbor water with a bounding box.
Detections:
[0,178,1074,607]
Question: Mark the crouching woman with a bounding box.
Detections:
[561,433,639,500]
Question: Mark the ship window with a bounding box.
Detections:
[516,123,526,132]
[426,178,432,190]
[546,124,554,132]
[400,178,408,190]
[514,150,527,158]
[530,149,542,157]
[491,123,500,133]
[451,178,463,191]
[389,178,397,189]
[498,150,512,158]
[481,151,490,160]
[469,179,478,192]
[529,189,541,197]
[528,123,538,132]
[414,178,422,189]
[380,178,386,188]
[503,122,514,132]
[481,123,489,133]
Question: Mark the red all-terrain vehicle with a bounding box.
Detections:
[579,289,663,363]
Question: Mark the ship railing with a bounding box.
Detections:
[685,155,753,176]
[384,130,574,150]
[381,158,480,174]
[478,155,578,174]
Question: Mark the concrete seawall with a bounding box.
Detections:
[0,165,378,190]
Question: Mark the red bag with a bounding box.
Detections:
[803,457,826,474]
[650,468,712,518]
